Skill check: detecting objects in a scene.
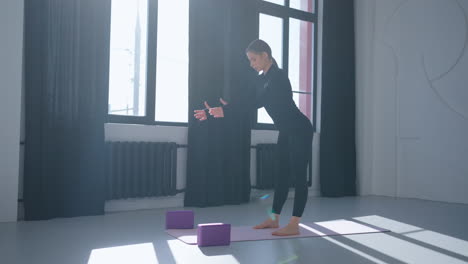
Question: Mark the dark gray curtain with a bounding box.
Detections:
[24,0,111,220]
[320,0,357,197]
[184,0,257,207]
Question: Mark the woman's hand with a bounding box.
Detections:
[193,110,207,121]
[208,98,228,118]
[194,102,208,121]
[193,98,228,121]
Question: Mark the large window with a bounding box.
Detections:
[108,0,189,125]
[258,13,283,124]
[257,0,318,129]
[108,0,148,117]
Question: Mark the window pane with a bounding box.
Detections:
[259,14,283,69]
[263,0,284,5]
[258,13,283,124]
[290,0,314,13]
[108,0,148,116]
[155,0,189,123]
[289,18,314,121]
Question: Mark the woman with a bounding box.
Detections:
[194,39,313,236]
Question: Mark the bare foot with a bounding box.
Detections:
[253,218,279,229]
[272,223,300,236]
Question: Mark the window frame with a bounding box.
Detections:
[107,0,188,127]
[254,0,319,132]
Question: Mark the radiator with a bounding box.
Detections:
[255,144,312,189]
[105,141,178,200]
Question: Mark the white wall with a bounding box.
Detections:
[355,0,468,204]
[355,0,376,196]
[0,0,24,222]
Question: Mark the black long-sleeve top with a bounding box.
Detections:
[224,64,313,135]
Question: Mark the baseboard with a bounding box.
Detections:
[105,188,320,214]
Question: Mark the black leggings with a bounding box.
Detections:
[272,131,313,217]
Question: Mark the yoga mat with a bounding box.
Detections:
[166,219,390,245]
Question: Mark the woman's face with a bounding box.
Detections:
[246,51,270,73]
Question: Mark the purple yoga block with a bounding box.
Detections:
[197,223,231,247]
[165,211,194,229]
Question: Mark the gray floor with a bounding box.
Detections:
[1,196,468,264]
